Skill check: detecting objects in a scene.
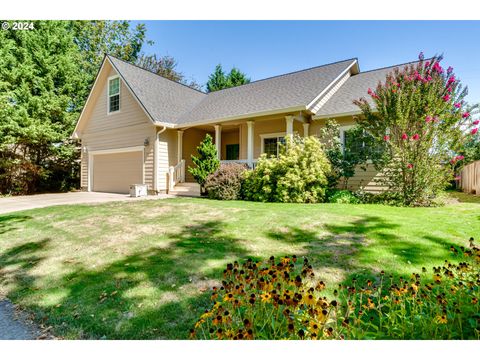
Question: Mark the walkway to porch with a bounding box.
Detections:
[169,182,201,197]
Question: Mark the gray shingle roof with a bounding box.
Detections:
[176,59,357,125]
[107,55,206,124]
[315,61,420,117]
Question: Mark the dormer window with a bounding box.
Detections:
[108,76,120,113]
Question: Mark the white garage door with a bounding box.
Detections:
[92,151,143,193]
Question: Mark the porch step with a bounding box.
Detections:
[169,182,201,197]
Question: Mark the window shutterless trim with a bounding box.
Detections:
[107,75,121,115]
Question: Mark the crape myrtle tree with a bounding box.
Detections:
[188,134,220,195]
[354,53,479,206]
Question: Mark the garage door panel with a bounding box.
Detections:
[93,151,143,193]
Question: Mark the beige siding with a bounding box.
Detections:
[79,64,156,191]
[156,129,180,191]
[311,115,387,193]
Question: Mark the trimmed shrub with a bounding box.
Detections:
[242,135,331,203]
[191,238,480,340]
[188,134,220,195]
[327,190,360,204]
[204,163,247,200]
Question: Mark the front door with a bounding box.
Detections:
[226,144,240,160]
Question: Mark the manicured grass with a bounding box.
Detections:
[0,193,479,339]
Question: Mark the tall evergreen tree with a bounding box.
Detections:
[0,20,149,194]
[228,67,250,87]
[206,64,250,92]
[206,64,229,92]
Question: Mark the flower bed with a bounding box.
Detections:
[191,238,480,340]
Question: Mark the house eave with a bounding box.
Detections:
[175,105,308,129]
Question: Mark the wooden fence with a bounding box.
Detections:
[460,160,480,194]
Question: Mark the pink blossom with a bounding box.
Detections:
[425,61,430,67]
[433,62,443,73]
[473,120,480,125]
[462,112,470,118]
[454,176,461,181]
[425,115,432,122]
[426,75,432,81]
[447,87,453,93]
[383,135,390,141]
[454,102,461,108]
[447,75,455,84]
[407,163,414,169]
[456,155,465,161]
[367,88,373,95]
[412,134,420,140]
[433,116,439,122]
[472,128,479,135]
[447,66,454,73]
[442,94,451,102]
[402,133,408,140]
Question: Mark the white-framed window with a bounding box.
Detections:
[260,132,286,158]
[339,125,354,153]
[108,76,120,114]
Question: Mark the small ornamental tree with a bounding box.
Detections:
[354,53,479,206]
[188,134,220,194]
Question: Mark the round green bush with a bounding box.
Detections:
[327,190,360,204]
[242,135,332,203]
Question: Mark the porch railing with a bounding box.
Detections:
[220,159,257,169]
[168,159,185,191]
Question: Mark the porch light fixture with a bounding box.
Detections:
[144,138,150,147]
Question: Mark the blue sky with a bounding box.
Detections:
[133,21,480,103]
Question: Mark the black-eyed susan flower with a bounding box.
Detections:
[305,294,316,306]
[260,292,272,303]
[435,314,448,324]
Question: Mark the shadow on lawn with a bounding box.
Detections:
[0,215,467,340]
[266,215,463,286]
[0,214,32,235]
[0,220,248,339]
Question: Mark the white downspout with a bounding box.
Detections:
[153,126,167,193]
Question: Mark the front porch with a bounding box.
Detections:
[166,113,311,192]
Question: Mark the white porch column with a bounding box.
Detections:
[285,116,294,138]
[177,130,184,164]
[214,124,222,160]
[303,123,310,137]
[247,121,254,166]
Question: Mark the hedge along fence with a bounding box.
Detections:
[460,160,480,194]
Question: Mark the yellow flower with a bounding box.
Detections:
[200,311,213,319]
[305,294,316,306]
[433,274,442,283]
[260,292,272,303]
[194,319,205,328]
[281,257,291,265]
[223,293,234,302]
[435,315,448,324]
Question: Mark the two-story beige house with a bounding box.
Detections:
[72,55,405,194]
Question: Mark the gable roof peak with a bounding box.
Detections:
[106,54,207,95]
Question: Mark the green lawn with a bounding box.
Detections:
[0,193,479,339]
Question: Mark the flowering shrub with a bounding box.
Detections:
[242,135,331,203]
[204,163,247,200]
[191,238,480,340]
[354,53,479,206]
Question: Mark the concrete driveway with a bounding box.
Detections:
[0,191,170,215]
